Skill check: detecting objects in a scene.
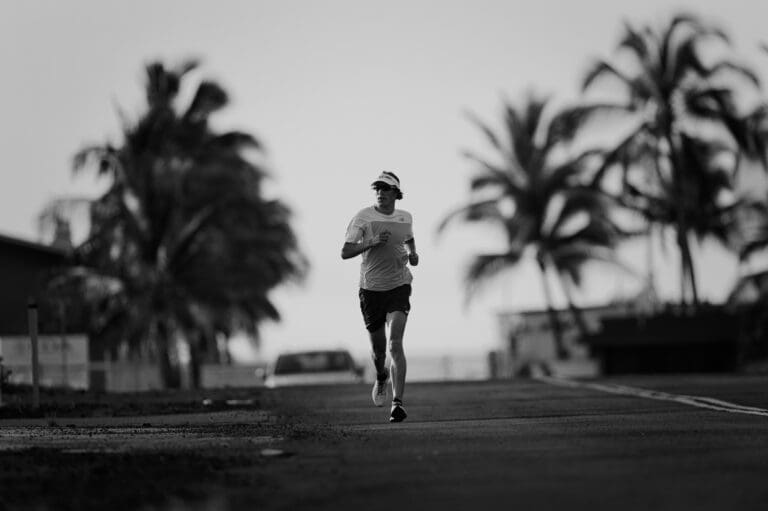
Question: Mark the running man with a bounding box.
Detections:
[341,171,418,423]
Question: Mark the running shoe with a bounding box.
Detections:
[389,401,407,423]
[371,370,389,407]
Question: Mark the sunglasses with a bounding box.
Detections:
[373,184,394,192]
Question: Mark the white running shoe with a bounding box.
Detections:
[371,371,389,407]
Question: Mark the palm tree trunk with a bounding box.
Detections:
[538,259,566,359]
[156,321,181,389]
[189,335,203,389]
[647,226,656,299]
[677,228,699,311]
[677,230,689,306]
[667,133,700,311]
[684,232,699,310]
[559,273,590,340]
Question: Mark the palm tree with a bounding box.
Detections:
[439,94,632,358]
[582,14,761,308]
[728,42,768,168]
[48,60,307,387]
[730,43,768,271]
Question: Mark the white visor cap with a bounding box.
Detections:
[371,172,401,191]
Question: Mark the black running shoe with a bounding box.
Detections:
[389,402,407,423]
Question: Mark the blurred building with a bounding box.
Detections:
[495,303,637,378]
[0,232,72,335]
[0,231,89,388]
[496,293,748,377]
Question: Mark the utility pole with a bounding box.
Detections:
[28,300,40,409]
[60,301,68,388]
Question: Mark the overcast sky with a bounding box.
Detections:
[2,0,766,360]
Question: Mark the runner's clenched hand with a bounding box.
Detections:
[371,230,390,247]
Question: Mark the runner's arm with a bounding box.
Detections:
[341,241,373,259]
[341,231,390,259]
[405,237,419,266]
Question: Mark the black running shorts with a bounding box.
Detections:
[358,284,412,332]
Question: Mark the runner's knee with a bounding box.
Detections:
[389,338,404,357]
[372,345,386,361]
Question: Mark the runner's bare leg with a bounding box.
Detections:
[367,325,388,380]
[387,311,408,401]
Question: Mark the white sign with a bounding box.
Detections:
[0,335,88,365]
[0,335,89,389]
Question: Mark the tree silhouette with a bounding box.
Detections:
[582,14,760,308]
[439,94,632,358]
[49,59,307,387]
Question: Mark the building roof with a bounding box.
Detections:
[0,232,69,258]
[0,231,74,335]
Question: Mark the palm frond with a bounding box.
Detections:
[544,149,603,197]
[522,95,549,140]
[588,125,645,187]
[145,61,181,109]
[46,266,125,302]
[113,101,133,135]
[582,61,633,91]
[552,244,639,283]
[547,188,612,237]
[207,132,261,151]
[733,105,768,165]
[618,22,650,61]
[684,87,735,119]
[463,251,524,301]
[37,196,92,242]
[436,199,504,235]
[166,202,219,271]
[184,81,229,121]
[669,36,708,83]
[464,110,503,153]
[544,105,606,148]
[707,61,761,87]
[461,151,521,191]
[72,145,120,176]
[738,234,768,261]
[503,101,539,169]
[173,58,200,78]
[660,13,703,68]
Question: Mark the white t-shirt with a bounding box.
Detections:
[344,206,414,291]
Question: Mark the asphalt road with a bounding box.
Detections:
[259,374,768,511]
[2,374,768,510]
